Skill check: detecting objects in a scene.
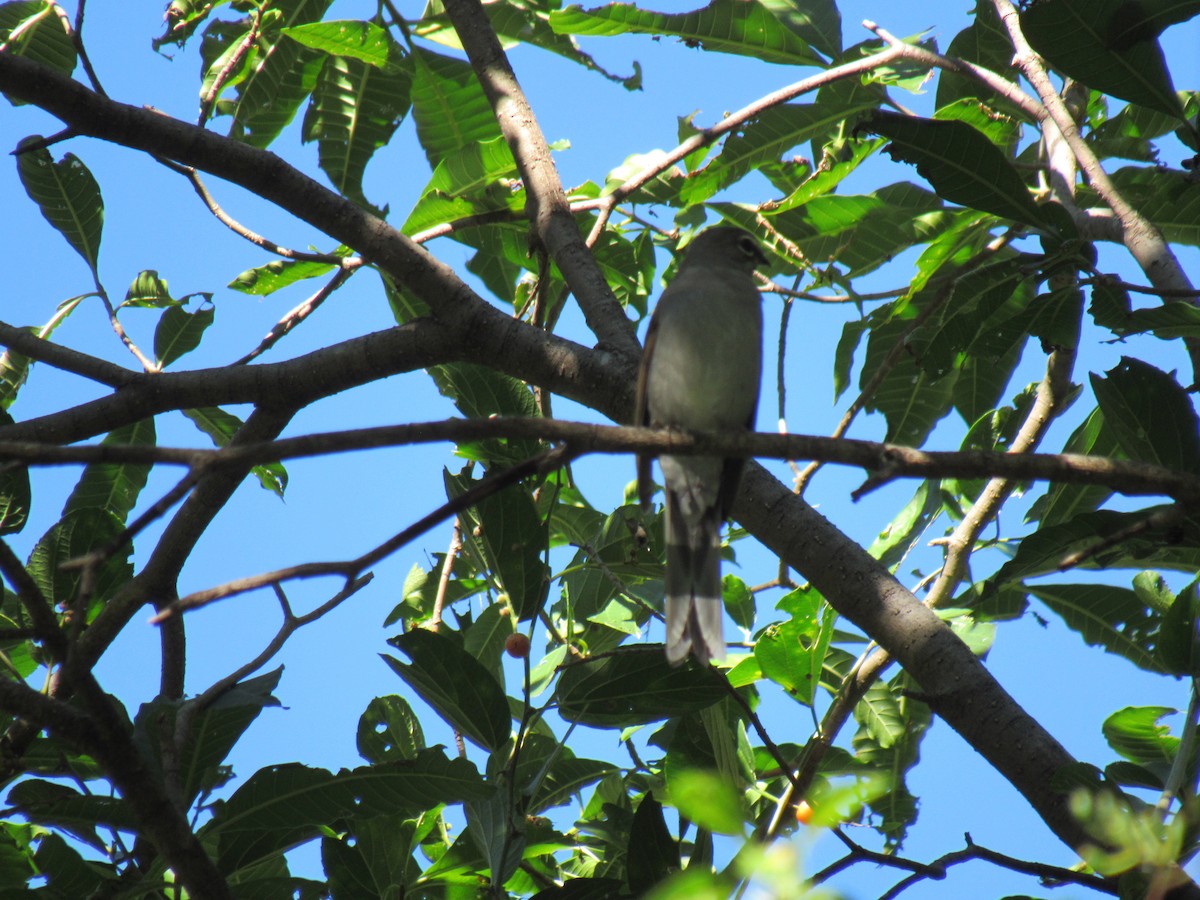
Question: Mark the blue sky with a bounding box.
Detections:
[2,1,1200,896]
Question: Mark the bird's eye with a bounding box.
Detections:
[738,235,760,258]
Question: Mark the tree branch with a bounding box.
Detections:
[439,0,640,357]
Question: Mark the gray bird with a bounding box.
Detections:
[635,226,767,666]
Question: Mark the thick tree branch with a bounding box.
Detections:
[439,0,640,357]
[734,467,1089,852]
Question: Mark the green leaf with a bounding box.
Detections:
[1026,286,1084,350]
[1026,408,1120,526]
[7,782,134,852]
[154,297,215,368]
[384,629,511,752]
[302,46,412,209]
[872,354,958,447]
[740,182,952,279]
[1158,583,1200,676]
[549,0,827,67]
[419,0,643,89]
[465,788,524,886]
[0,297,87,410]
[722,574,755,632]
[123,270,177,309]
[935,1,1021,115]
[1103,706,1179,774]
[34,833,114,896]
[26,508,132,609]
[410,48,503,167]
[625,793,679,894]
[996,507,1200,582]
[1028,583,1166,673]
[867,479,943,571]
[16,143,104,275]
[529,753,619,815]
[556,648,726,727]
[227,256,339,296]
[283,20,393,67]
[1099,167,1200,246]
[833,317,868,402]
[0,408,30,536]
[63,419,155,523]
[136,668,282,807]
[219,0,332,149]
[1021,0,1185,119]
[858,111,1048,229]
[211,751,488,875]
[1091,358,1200,474]
[445,469,550,621]
[429,365,543,465]
[667,769,744,835]
[181,407,288,497]
[855,679,906,749]
[0,1,76,88]
[356,695,426,763]
[681,101,874,204]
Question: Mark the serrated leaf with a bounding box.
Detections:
[16,143,104,275]
[859,111,1048,229]
[1091,358,1200,475]
[154,297,215,368]
[549,0,826,67]
[384,629,510,752]
[181,407,288,497]
[1021,0,1185,119]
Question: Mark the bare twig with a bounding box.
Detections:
[152,445,573,620]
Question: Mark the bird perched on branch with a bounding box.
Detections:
[635,226,767,665]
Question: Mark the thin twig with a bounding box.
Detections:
[152,445,574,620]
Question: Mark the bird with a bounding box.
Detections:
[634,226,766,666]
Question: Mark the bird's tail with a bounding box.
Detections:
[663,490,725,666]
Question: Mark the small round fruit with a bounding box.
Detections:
[505,633,531,659]
[795,800,815,825]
